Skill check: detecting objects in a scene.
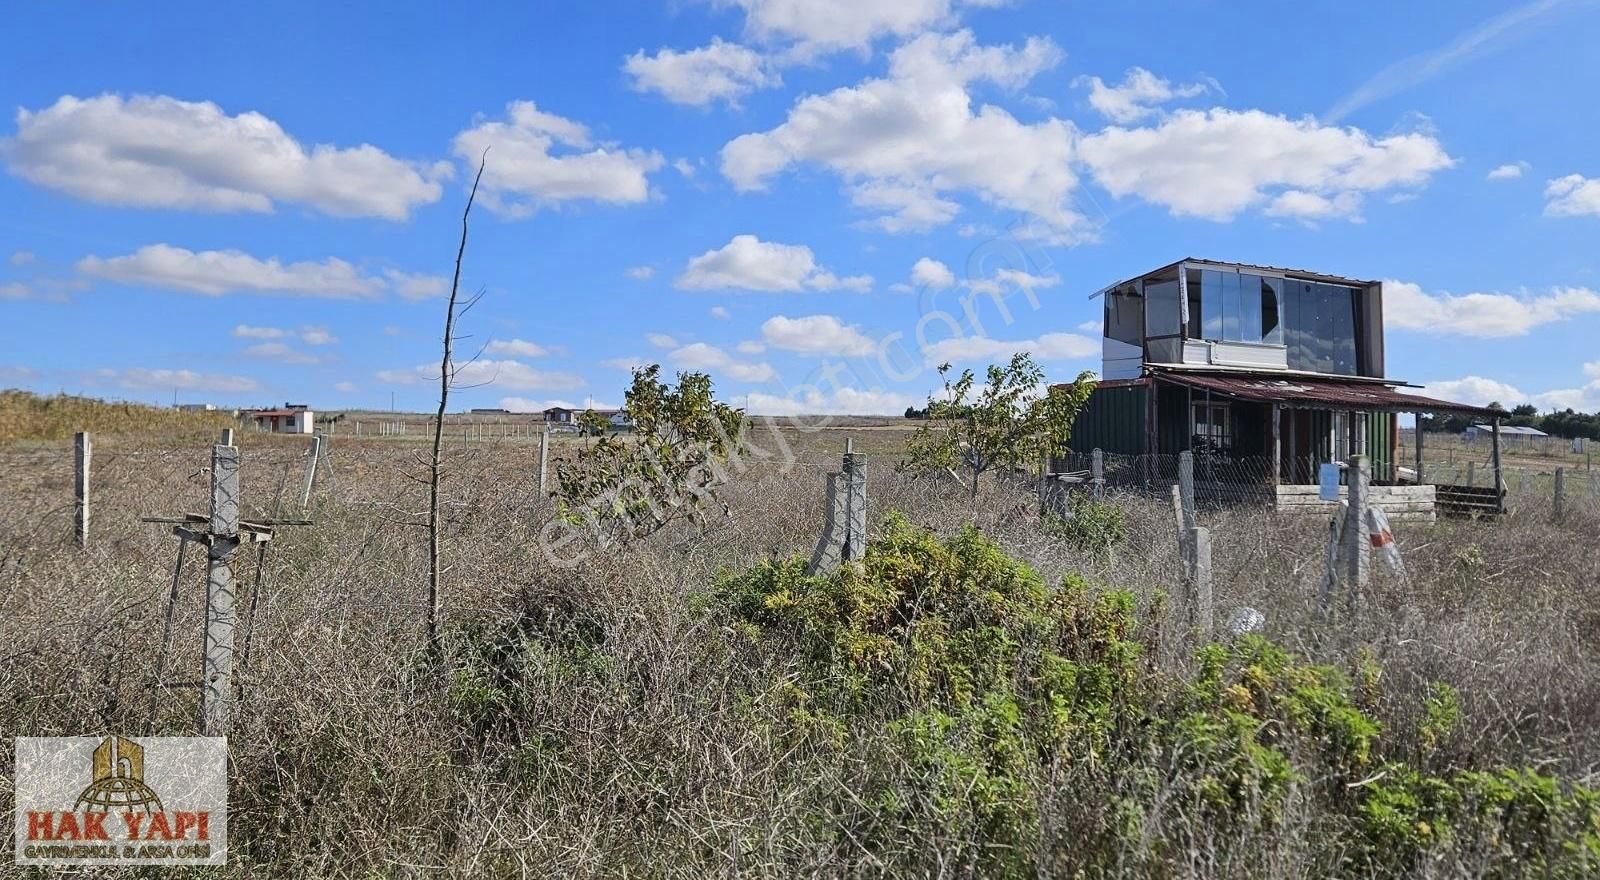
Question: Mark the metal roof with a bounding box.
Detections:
[1151,370,1502,417]
[1472,423,1547,435]
[1089,257,1377,298]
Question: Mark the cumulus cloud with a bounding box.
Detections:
[375,359,584,391]
[384,270,448,301]
[1544,173,1600,217]
[721,31,1081,237]
[601,355,650,371]
[233,324,285,340]
[452,101,664,217]
[92,367,260,393]
[9,250,34,266]
[1408,376,1524,408]
[1384,279,1600,337]
[333,381,359,393]
[921,331,1097,365]
[626,265,655,280]
[676,234,870,292]
[4,94,444,219]
[77,244,445,300]
[761,314,877,356]
[667,341,775,382]
[747,386,921,416]
[910,257,956,290]
[1079,109,1454,222]
[1487,161,1529,181]
[299,326,337,346]
[232,324,336,347]
[709,305,731,319]
[243,342,320,365]
[625,38,778,106]
[725,0,997,55]
[1077,67,1208,124]
[484,338,557,357]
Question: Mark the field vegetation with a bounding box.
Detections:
[1,388,1599,877]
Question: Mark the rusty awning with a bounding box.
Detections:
[1152,370,1502,417]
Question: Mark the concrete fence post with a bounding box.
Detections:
[73,431,91,549]
[1091,448,1105,500]
[538,427,550,494]
[202,444,240,736]
[220,428,234,446]
[1190,525,1212,641]
[1345,455,1370,596]
[842,440,867,562]
[1178,450,1197,532]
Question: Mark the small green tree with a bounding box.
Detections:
[901,352,1096,500]
[576,408,608,437]
[554,365,744,543]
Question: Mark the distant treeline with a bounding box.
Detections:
[1423,403,1600,440]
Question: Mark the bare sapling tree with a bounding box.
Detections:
[901,352,1096,508]
[427,154,487,653]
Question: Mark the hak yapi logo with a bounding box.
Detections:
[14,735,226,865]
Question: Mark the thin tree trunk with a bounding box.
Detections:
[428,157,486,653]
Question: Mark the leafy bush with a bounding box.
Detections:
[1043,494,1129,553]
[710,513,1600,876]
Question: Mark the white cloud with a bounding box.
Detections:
[1544,174,1600,218]
[626,265,655,280]
[1384,279,1600,337]
[484,338,556,357]
[625,38,778,107]
[1076,319,1102,333]
[93,367,260,393]
[375,359,584,391]
[601,355,650,371]
[451,101,664,217]
[501,396,619,413]
[1264,190,1364,223]
[4,94,444,219]
[243,342,320,365]
[667,342,775,382]
[747,386,920,416]
[921,331,1097,365]
[720,31,1081,237]
[385,270,448,301]
[9,250,34,266]
[735,340,765,354]
[232,324,285,340]
[709,305,731,319]
[965,268,1060,296]
[676,234,870,292]
[646,332,679,349]
[761,314,877,356]
[333,381,359,393]
[1487,161,1529,181]
[1079,109,1454,222]
[910,257,956,290]
[1409,376,1524,408]
[299,326,337,346]
[77,244,445,300]
[725,0,1002,56]
[1077,67,1207,124]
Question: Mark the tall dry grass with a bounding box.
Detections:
[1,431,1598,877]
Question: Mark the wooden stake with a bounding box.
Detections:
[1414,414,1424,484]
[1490,417,1504,514]
[1554,467,1565,519]
[202,444,240,735]
[73,431,90,549]
[299,434,322,508]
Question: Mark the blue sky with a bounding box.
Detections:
[3,0,1599,415]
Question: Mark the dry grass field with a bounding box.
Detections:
[3,400,1600,877]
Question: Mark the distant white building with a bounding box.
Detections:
[175,403,217,412]
[1463,423,1546,444]
[247,405,315,434]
